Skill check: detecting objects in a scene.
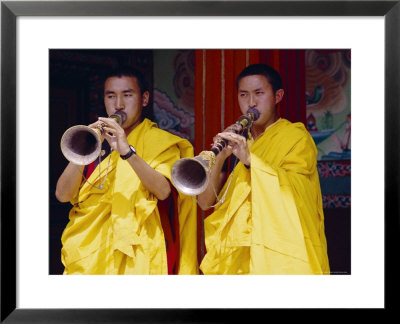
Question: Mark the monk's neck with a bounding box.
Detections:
[251,115,279,140]
[124,119,142,137]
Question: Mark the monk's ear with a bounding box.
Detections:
[142,91,150,107]
[275,89,284,105]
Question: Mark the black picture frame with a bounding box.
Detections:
[1,0,398,322]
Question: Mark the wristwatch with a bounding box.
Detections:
[120,145,136,160]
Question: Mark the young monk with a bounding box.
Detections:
[56,67,198,275]
[198,64,330,275]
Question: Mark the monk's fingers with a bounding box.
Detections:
[218,132,246,145]
[102,126,125,140]
[102,126,115,137]
[218,132,235,141]
[98,116,119,126]
[88,120,104,129]
[224,123,242,133]
[213,135,222,143]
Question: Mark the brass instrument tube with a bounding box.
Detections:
[171,108,260,196]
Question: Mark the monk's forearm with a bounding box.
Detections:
[126,154,171,200]
[55,163,84,203]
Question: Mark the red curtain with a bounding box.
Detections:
[193,49,306,264]
[266,49,306,124]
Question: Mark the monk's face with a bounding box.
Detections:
[237,74,283,130]
[104,76,149,134]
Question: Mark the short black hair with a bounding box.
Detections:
[104,66,148,94]
[236,64,283,93]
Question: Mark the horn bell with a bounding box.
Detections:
[60,125,102,165]
[171,156,210,196]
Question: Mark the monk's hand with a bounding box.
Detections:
[98,117,130,155]
[88,120,107,143]
[216,129,250,167]
[212,124,241,161]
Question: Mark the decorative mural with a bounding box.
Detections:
[153,89,194,140]
[153,50,196,144]
[305,50,351,160]
[172,50,196,115]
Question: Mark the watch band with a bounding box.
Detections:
[120,145,136,160]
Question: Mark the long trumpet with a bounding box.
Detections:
[60,111,127,165]
[171,108,260,196]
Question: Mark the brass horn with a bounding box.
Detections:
[60,111,127,165]
[171,108,260,196]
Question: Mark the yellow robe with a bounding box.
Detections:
[61,118,198,275]
[200,118,330,275]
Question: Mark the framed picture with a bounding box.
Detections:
[1,0,397,321]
